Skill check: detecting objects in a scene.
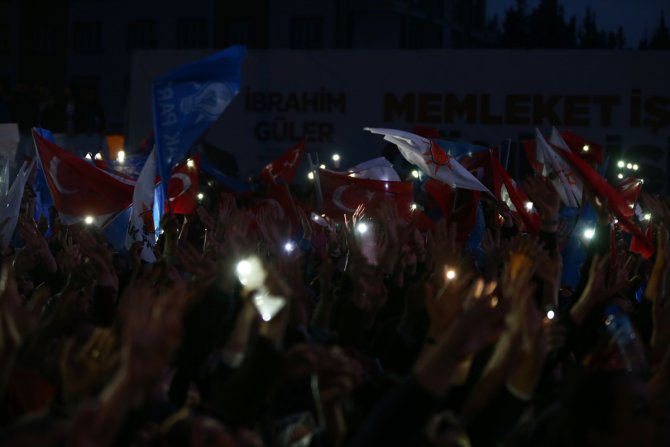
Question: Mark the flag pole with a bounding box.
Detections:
[504,138,512,171]
[308,153,324,212]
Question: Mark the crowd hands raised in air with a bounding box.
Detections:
[0,172,669,447]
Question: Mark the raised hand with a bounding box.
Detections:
[18,217,56,273]
[523,175,560,221]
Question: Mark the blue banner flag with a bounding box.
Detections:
[152,45,246,198]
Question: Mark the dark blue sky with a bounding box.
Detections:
[487,0,669,46]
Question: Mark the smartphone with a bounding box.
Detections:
[252,291,286,322]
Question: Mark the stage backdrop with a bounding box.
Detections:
[127,50,670,190]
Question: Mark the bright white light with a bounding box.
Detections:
[332,153,340,162]
[633,164,639,171]
[547,310,556,320]
[307,172,314,180]
[235,256,266,290]
[617,173,624,179]
[410,203,417,211]
[186,159,195,168]
[236,260,251,277]
[116,150,125,163]
[197,192,204,201]
[319,164,326,169]
[582,145,590,152]
[261,313,272,322]
[644,213,651,221]
[85,153,93,160]
[583,228,595,240]
[94,153,103,160]
[84,216,94,225]
[626,163,633,169]
[617,160,625,168]
[411,170,420,179]
[356,222,368,234]
[284,241,295,253]
[445,269,456,280]
[525,201,534,211]
[384,183,389,190]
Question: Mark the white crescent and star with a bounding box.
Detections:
[169,173,192,201]
[49,157,77,194]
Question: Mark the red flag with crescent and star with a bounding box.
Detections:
[32,129,134,225]
[168,154,200,214]
[319,169,414,220]
[259,141,306,184]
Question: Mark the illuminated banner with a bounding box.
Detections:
[128,49,670,185]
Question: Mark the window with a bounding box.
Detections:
[73,21,102,54]
[176,18,208,48]
[126,20,156,50]
[290,16,324,49]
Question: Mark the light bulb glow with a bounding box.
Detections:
[307,172,314,180]
[410,203,417,211]
[644,213,651,221]
[197,192,204,201]
[583,228,595,240]
[356,222,368,234]
[235,256,266,290]
[85,153,93,160]
[617,160,625,168]
[319,164,326,169]
[411,170,420,179]
[284,241,295,253]
[582,145,590,152]
[332,153,340,162]
[525,201,534,211]
[617,173,624,179]
[445,269,456,280]
[84,216,94,225]
[633,164,639,171]
[627,163,633,169]
[94,152,103,160]
[547,310,556,320]
[116,150,125,163]
[186,159,195,168]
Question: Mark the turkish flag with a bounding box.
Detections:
[259,141,306,184]
[460,148,502,197]
[33,129,134,224]
[168,154,200,214]
[617,178,643,218]
[556,129,605,165]
[319,169,413,220]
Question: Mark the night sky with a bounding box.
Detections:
[487,0,669,47]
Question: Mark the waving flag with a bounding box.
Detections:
[346,157,401,182]
[126,149,157,262]
[552,128,604,165]
[168,154,200,214]
[200,153,251,195]
[152,45,246,197]
[364,127,491,194]
[436,139,489,160]
[32,129,134,225]
[535,128,582,207]
[319,169,413,219]
[0,160,35,249]
[617,178,643,218]
[259,141,306,184]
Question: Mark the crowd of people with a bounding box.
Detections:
[0,132,668,447]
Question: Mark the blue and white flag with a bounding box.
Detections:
[435,139,488,160]
[126,149,157,263]
[152,45,246,198]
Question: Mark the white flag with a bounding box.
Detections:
[126,149,157,262]
[364,127,491,194]
[346,157,401,182]
[0,159,35,249]
[536,128,581,207]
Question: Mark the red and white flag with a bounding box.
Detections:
[259,141,306,184]
[32,129,134,225]
[346,157,401,182]
[168,154,200,214]
[536,128,582,207]
[319,168,413,220]
[364,127,491,194]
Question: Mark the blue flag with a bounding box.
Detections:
[200,153,250,193]
[152,45,246,198]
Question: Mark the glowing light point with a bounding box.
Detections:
[261,313,272,322]
[644,213,652,221]
[626,163,633,169]
[525,201,534,211]
[445,269,456,280]
[84,216,94,225]
[284,241,295,253]
[85,153,93,160]
[94,152,103,160]
[116,150,125,163]
[633,164,639,171]
[319,164,326,169]
[410,203,417,211]
[583,228,595,240]
[617,173,624,179]
[582,145,590,152]
[197,192,204,201]
[547,310,556,320]
[307,172,315,180]
[332,153,340,162]
[186,159,195,168]
[411,170,420,179]
[356,222,368,234]
[617,160,625,168]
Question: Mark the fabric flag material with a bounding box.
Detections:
[616,178,643,218]
[127,149,157,262]
[435,139,489,160]
[553,144,652,253]
[259,141,306,184]
[364,127,491,194]
[536,128,582,207]
[0,160,35,249]
[32,129,134,225]
[346,157,401,182]
[319,168,413,220]
[152,45,246,197]
[168,154,200,214]
[200,153,251,195]
[554,128,605,165]
[0,123,19,163]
